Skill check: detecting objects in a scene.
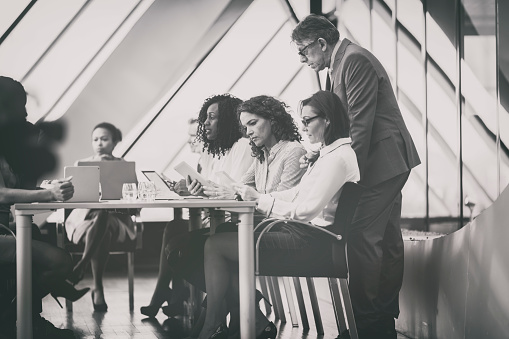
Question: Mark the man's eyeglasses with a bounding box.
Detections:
[297,39,318,57]
[301,116,321,127]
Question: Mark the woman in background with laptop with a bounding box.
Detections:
[65,122,136,311]
[141,93,254,318]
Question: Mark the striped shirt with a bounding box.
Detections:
[241,140,306,196]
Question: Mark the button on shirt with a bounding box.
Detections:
[256,138,360,226]
[241,140,306,194]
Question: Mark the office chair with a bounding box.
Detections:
[254,182,364,339]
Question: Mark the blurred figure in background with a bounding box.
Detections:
[65,122,136,312]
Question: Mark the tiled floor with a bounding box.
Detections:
[41,268,411,339]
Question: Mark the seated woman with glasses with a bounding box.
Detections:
[195,90,360,339]
[140,94,254,318]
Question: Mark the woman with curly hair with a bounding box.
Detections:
[141,94,253,318]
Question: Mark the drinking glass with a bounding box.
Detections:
[138,182,149,201]
[146,181,156,202]
[122,183,138,201]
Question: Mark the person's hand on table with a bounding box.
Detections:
[41,176,74,201]
[203,183,236,199]
[232,183,260,202]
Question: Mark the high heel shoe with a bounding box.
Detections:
[50,280,90,308]
[67,269,85,286]
[140,304,161,318]
[140,287,173,318]
[91,290,108,312]
[256,322,277,339]
[161,286,190,317]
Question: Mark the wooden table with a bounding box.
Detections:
[14,199,257,339]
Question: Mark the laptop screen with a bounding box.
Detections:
[142,171,180,200]
[77,161,137,200]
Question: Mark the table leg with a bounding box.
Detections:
[238,212,255,339]
[185,208,203,332]
[16,214,33,339]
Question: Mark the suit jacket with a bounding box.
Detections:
[329,39,420,187]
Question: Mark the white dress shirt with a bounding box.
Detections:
[200,137,254,183]
[257,138,360,226]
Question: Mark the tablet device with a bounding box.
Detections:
[215,171,236,186]
[63,166,100,202]
[77,161,137,200]
[174,161,210,184]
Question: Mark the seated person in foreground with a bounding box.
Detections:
[65,122,136,312]
[195,90,360,339]
[0,75,85,339]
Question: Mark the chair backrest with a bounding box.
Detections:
[331,182,364,240]
[330,182,364,278]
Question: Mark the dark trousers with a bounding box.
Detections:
[347,171,410,329]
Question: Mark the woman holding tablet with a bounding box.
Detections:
[141,94,253,318]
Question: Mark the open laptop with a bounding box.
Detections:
[141,171,181,200]
[78,161,137,200]
[63,166,100,202]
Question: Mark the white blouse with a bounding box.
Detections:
[200,137,254,184]
[256,138,360,226]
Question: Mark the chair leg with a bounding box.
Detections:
[258,276,272,316]
[339,278,358,339]
[127,252,134,311]
[328,278,347,335]
[292,277,309,331]
[268,276,286,323]
[306,277,324,335]
[65,298,73,312]
[282,277,298,327]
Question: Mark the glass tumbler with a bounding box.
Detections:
[138,182,150,201]
[122,183,138,201]
[146,181,156,202]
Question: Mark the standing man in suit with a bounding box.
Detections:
[292,14,421,339]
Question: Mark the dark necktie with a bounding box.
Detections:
[325,73,331,91]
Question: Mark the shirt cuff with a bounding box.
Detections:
[257,194,275,217]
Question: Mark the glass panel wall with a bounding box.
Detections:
[336,0,507,230]
[499,0,509,192]
[461,0,497,222]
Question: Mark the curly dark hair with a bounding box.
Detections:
[237,95,302,163]
[195,94,243,158]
